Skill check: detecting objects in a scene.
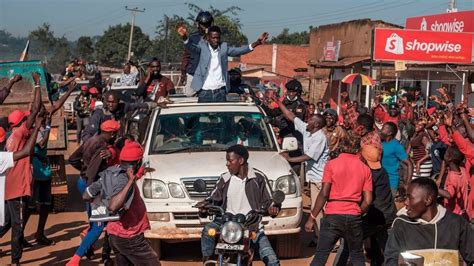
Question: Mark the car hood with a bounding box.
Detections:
[145,151,293,181]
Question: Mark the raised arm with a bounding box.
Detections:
[25,72,42,129]
[0,74,22,104]
[50,81,76,115]
[275,97,296,122]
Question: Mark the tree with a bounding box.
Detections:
[75,36,94,61]
[269,27,312,45]
[29,23,58,60]
[146,15,191,63]
[186,3,248,46]
[95,23,151,67]
[0,30,28,61]
[48,37,71,73]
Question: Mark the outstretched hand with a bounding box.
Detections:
[257,32,269,45]
[176,25,188,38]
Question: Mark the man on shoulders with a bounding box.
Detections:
[177,25,268,102]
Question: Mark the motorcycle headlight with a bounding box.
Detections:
[168,183,185,198]
[221,221,243,244]
[143,179,169,199]
[274,175,296,195]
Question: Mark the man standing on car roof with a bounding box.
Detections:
[180,11,214,96]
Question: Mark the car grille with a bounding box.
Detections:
[173,212,200,220]
[181,176,220,199]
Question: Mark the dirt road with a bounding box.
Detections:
[0,174,330,265]
[0,135,335,265]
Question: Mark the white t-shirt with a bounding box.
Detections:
[294,117,329,183]
[226,175,252,215]
[0,152,14,226]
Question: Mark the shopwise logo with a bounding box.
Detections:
[385,33,463,55]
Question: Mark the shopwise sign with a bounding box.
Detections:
[374,28,473,63]
[406,10,474,33]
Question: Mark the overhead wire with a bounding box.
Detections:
[243,0,419,30]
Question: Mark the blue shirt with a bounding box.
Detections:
[382,139,408,189]
[294,118,329,182]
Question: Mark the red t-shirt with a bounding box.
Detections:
[146,76,175,99]
[443,168,468,218]
[322,153,373,215]
[5,122,32,200]
[107,184,150,238]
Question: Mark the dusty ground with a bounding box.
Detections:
[0,132,340,265]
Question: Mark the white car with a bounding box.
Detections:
[138,97,303,259]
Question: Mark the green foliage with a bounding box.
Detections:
[28,23,72,73]
[146,15,190,63]
[269,27,312,45]
[95,23,151,67]
[75,36,94,61]
[29,23,58,58]
[48,37,71,73]
[186,3,248,46]
[0,30,28,61]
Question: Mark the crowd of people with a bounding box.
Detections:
[0,9,473,266]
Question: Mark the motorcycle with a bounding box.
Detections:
[192,179,285,266]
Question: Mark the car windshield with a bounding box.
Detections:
[149,112,277,154]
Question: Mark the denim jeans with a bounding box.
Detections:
[197,87,226,103]
[334,223,389,266]
[311,214,364,266]
[201,221,279,266]
[76,177,106,257]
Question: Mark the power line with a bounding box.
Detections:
[244,1,390,26]
[244,0,418,30]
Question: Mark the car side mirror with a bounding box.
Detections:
[281,137,298,152]
[272,190,285,204]
[193,179,207,193]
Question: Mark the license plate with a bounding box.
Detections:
[216,243,244,251]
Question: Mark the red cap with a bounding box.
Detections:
[8,110,27,127]
[100,120,120,133]
[120,140,144,162]
[81,85,89,91]
[0,127,6,143]
[89,87,99,94]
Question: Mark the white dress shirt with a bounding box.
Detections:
[202,44,226,91]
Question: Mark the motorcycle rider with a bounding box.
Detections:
[180,11,214,96]
[198,145,280,265]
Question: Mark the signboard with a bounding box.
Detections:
[406,10,474,33]
[323,40,341,62]
[395,61,407,71]
[373,28,473,63]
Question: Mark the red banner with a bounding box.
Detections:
[374,28,473,63]
[406,10,474,33]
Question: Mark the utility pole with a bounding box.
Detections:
[447,0,457,12]
[126,6,145,61]
[164,15,169,63]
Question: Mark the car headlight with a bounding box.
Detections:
[221,221,243,244]
[143,179,169,199]
[168,183,185,198]
[274,175,296,195]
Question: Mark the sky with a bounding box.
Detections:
[1,0,473,41]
